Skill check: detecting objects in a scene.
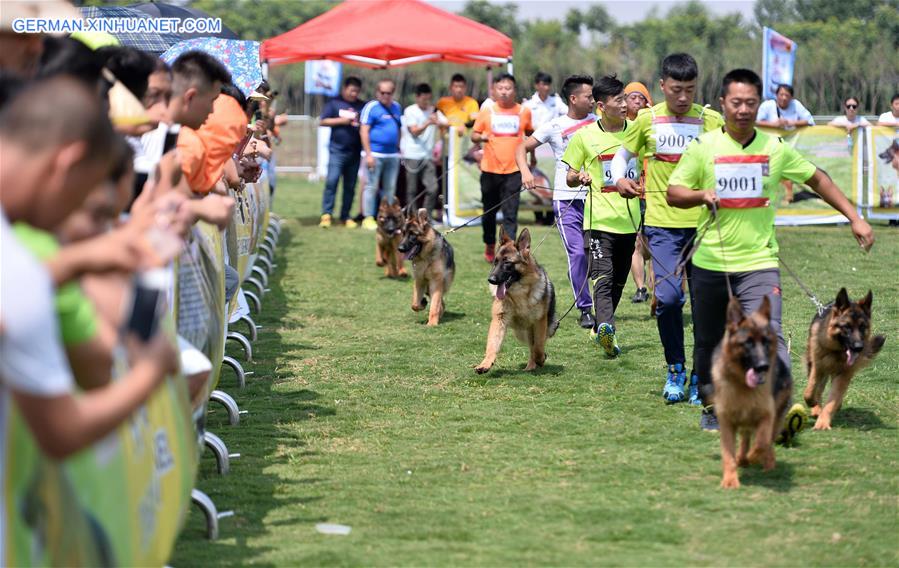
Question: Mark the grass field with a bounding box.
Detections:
[173,176,898,566]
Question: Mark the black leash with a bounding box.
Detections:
[778,254,826,316]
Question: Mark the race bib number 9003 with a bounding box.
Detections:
[714,155,770,208]
[652,117,702,161]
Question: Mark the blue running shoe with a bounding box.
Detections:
[593,322,620,358]
[700,408,719,431]
[687,371,702,405]
[663,363,687,404]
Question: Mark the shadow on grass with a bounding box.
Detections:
[412,310,466,324]
[173,226,336,566]
[463,363,565,383]
[818,407,893,431]
[738,460,796,492]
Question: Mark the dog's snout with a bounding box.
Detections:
[487,275,500,285]
[851,341,865,352]
[753,363,769,374]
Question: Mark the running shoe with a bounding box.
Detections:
[776,403,808,446]
[484,244,496,263]
[687,371,702,405]
[361,216,378,231]
[592,322,620,358]
[663,363,687,404]
[631,287,649,303]
[578,310,595,329]
[318,214,332,228]
[700,408,719,432]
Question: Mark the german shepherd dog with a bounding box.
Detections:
[375,198,407,278]
[475,228,560,374]
[712,296,792,489]
[397,208,455,326]
[804,288,885,430]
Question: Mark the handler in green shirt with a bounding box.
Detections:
[562,75,641,358]
[666,68,874,431]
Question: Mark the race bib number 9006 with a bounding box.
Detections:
[714,155,770,208]
[600,154,637,192]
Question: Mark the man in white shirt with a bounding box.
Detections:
[401,83,444,219]
[756,83,815,130]
[877,93,899,126]
[524,71,569,130]
[516,75,597,329]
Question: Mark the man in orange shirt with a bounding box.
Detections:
[471,73,533,262]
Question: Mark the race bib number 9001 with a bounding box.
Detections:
[714,155,770,208]
[652,117,702,161]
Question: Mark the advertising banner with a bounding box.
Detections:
[762,27,797,101]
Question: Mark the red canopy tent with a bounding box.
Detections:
[260,0,513,70]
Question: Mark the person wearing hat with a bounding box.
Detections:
[622,82,653,304]
[0,0,81,77]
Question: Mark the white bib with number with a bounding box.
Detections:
[714,156,768,207]
[653,119,701,157]
[600,154,637,191]
[490,113,521,136]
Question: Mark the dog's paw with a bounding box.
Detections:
[720,475,741,489]
[474,365,490,374]
[524,362,537,371]
[398,268,408,277]
[810,405,822,418]
[375,259,386,267]
[813,418,832,431]
[426,319,439,327]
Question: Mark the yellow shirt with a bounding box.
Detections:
[436,95,480,131]
[669,128,817,272]
[622,102,724,228]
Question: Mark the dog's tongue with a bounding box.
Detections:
[495,282,507,300]
[745,368,760,388]
[846,349,859,366]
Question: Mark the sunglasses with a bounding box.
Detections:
[845,104,858,109]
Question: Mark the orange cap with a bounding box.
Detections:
[624,82,653,106]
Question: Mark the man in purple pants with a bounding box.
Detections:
[516,75,597,328]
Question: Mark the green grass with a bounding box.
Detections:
[172,176,898,566]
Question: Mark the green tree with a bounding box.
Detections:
[459,0,520,39]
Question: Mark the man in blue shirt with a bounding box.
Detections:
[319,76,366,228]
[360,79,403,230]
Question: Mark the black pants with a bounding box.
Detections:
[691,266,790,406]
[480,171,521,245]
[586,230,637,327]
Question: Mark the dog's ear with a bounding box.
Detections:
[756,295,771,323]
[726,296,744,329]
[516,228,531,255]
[834,287,851,311]
[379,197,389,210]
[416,208,429,225]
[858,290,873,315]
[500,226,512,244]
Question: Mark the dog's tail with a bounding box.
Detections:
[546,275,559,338]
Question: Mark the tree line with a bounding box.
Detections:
[86,0,899,117]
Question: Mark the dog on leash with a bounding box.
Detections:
[375,198,407,278]
[804,288,885,430]
[712,296,792,489]
[475,228,559,374]
[397,208,455,326]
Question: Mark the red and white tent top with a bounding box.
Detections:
[260,0,513,68]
